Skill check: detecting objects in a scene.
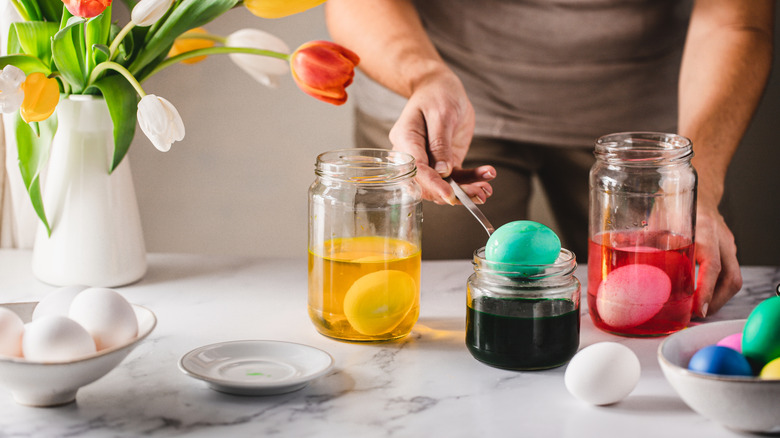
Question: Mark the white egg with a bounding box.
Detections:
[0,307,24,358]
[23,316,96,362]
[564,342,641,405]
[68,288,138,351]
[32,285,88,320]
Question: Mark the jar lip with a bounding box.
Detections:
[594,132,693,165]
[472,247,577,278]
[315,148,417,183]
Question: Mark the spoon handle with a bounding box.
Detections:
[447,178,495,236]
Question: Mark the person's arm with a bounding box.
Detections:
[325,0,495,204]
[678,0,774,317]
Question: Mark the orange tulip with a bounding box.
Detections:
[245,0,326,19]
[61,0,112,18]
[168,28,215,64]
[290,41,359,106]
[20,73,60,123]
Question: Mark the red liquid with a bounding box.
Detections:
[588,231,695,336]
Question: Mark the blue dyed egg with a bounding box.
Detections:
[485,221,561,266]
[688,345,754,376]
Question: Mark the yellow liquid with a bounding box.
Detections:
[308,236,421,342]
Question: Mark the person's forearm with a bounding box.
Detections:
[678,0,774,209]
[325,0,450,98]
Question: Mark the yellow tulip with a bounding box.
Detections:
[168,28,215,64]
[20,73,59,123]
[244,0,327,19]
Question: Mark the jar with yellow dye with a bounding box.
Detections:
[308,149,422,342]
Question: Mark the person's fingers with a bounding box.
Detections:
[416,165,457,205]
[708,226,742,315]
[445,166,495,204]
[387,75,476,205]
[389,105,431,170]
[693,243,719,318]
[450,166,496,184]
[422,110,457,178]
[460,181,493,204]
[388,106,454,203]
[692,212,743,318]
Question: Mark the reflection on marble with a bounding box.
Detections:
[0,251,777,437]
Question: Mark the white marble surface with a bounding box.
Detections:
[0,250,777,438]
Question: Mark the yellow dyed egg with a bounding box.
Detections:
[344,270,416,336]
[760,357,780,379]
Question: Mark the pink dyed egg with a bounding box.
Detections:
[596,264,672,329]
[716,333,743,353]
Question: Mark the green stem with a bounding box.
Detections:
[109,21,136,61]
[142,47,290,81]
[87,61,146,97]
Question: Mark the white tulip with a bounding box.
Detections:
[226,29,290,88]
[131,0,174,27]
[0,65,26,114]
[137,94,185,152]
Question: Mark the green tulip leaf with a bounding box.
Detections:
[85,7,112,74]
[12,111,57,236]
[86,75,138,171]
[5,20,23,55]
[13,0,43,21]
[58,3,73,30]
[0,54,51,75]
[52,17,87,93]
[92,44,111,66]
[129,0,239,78]
[37,0,64,23]
[8,22,58,66]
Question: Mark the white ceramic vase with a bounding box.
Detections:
[32,95,147,287]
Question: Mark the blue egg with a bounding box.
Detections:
[485,221,561,266]
[687,345,754,376]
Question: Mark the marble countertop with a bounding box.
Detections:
[0,250,777,438]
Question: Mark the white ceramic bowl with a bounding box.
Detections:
[0,301,156,407]
[658,319,780,433]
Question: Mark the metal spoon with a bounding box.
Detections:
[447,178,495,236]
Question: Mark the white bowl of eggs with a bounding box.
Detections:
[658,297,780,433]
[0,286,156,407]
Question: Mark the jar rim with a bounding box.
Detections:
[594,132,693,165]
[472,247,577,279]
[315,148,417,183]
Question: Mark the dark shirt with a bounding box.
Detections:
[354,0,693,148]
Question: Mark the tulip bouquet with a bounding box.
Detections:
[0,0,359,234]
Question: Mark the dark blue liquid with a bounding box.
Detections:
[466,297,580,370]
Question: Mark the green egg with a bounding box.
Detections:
[742,296,780,367]
[485,221,561,266]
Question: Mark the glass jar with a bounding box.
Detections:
[308,149,423,342]
[466,248,581,370]
[588,132,696,337]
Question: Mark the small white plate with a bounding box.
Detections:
[179,340,334,396]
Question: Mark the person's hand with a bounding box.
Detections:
[693,203,743,318]
[389,69,495,205]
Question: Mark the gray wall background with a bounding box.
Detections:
[127,5,779,265]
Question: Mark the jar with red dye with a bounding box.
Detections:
[588,132,696,336]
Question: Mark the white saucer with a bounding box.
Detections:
[179,340,334,396]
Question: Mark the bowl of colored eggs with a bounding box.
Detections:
[0,286,156,407]
[658,296,780,433]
